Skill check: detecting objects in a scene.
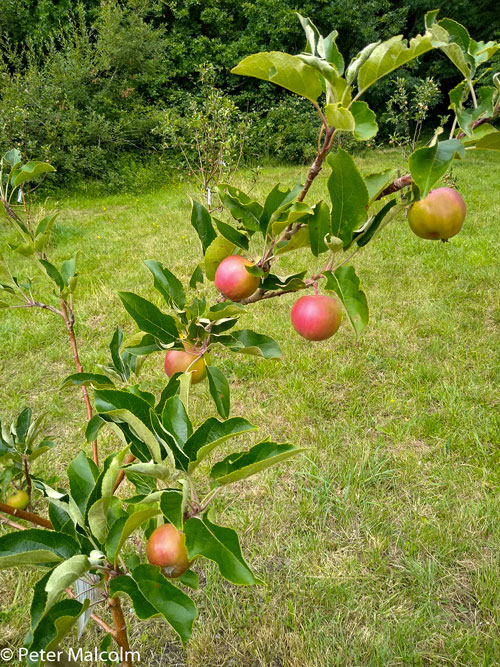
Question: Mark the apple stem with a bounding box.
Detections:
[313,282,319,296]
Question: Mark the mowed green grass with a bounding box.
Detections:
[1,150,500,666]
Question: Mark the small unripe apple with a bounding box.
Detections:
[146,523,191,578]
[214,255,260,301]
[6,489,29,510]
[408,187,466,241]
[164,346,207,384]
[291,294,342,341]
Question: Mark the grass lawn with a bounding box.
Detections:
[1,149,500,666]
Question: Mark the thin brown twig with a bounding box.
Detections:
[113,453,136,494]
[0,501,53,529]
[66,588,116,637]
[0,516,26,530]
[59,298,98,466]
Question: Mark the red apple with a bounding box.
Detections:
[164,346,207,384]
[6,489,29,510]
[214,255,260,301]
[146,523,191,578]
[291,294,342,341]
[408,187,466,240]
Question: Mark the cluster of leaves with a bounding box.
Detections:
[0,386,302,658]
[0,150,79,312]
[0,408,54,501]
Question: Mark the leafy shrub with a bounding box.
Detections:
[246,98,320,164]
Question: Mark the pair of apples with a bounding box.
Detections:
[164,260,340,384]
[165,187,466,380]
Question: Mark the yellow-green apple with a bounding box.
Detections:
[164,345,207,384]
[408,187,466,240]
[6,489,29,510]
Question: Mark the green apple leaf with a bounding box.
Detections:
[4,148,21,166]
[217,184,262,233]
[324,266,369,338]
[215,329,282,359]
[325,103,355,131]
[122,332,163,357]
[44,555,90,612]
[204,236,235,281]
[12,161,56,188]
[155,373,183,414]
[211,440,304,486]
[354,199,399,248]
[39,260,64,292]
[275,226,310,255]
[272,202,314,235]
[0,529,79,569]
[161,395,193,446]
[185,417,257,472]
[206,366,230,419]
[160,489,184,530]
[132,564,197,644]
[364,168,398,203]
[351,101,378,140]
[106,507,160,564]
[231,51,323,102]
[59,373,114,390]
[345,41,381,85]
[259,182,303,236]
[297,14,344,73]
[124,462,171,482]
[109,574,158,619]
[307,201,330,256]
[179,569,199,590]
[27,598,88,666]
[189,264,204,288]
[184,514,261,585]
[409,139,465,198]
[190,199,216,252]
[357,33,434,95]
[475,130,500,151]
[328,149,369,247]
[260,271,307,291]
[206,302,246,321]
[87,446,130,542]
[118,292,179,345]
[144,260,186,309]
[67,452,99,515]
[214,218,250,250]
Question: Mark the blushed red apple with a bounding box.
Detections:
[214,255,260,301]
[291,294,342,341]
[408,187,466,240]
[146,523,191,578]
